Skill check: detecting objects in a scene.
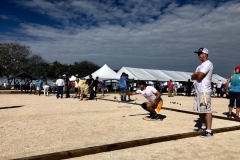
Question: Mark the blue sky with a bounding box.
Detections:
[1,0,240,78]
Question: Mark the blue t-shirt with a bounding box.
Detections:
[229,74,240,92]
[37,81,43,87]
[126,78,130,88]
[119,76,126,88]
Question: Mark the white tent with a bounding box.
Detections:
[117,67,158,81]
[144,69,172,81]
[69,75,76,81]
[117,66,227,83]
[212,74,227,84]
[85,64,120,80]
[160,70,188,81]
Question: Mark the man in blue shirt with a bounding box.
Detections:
[37,79,43,96]
[119,72,127,101]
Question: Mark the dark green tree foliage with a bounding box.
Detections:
[71,61,100,78]
[0,43,32,84]
[0,43,100,83]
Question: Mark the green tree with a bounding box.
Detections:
[0,43,32,84]
[72,60,100,78]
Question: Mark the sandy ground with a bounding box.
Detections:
[0,92,240,159]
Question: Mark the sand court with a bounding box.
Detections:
[0,93,240,159]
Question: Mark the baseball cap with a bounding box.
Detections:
[63,74,66,76]
[194,48,208,54]
[235,66,240,73]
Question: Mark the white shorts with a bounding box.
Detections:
[193,91,212,113]
[37,87,41,91]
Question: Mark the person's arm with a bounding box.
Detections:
[121,90,139,96]
[225,75,233,95]
[125,91,138,95]
[191,72,206,80]
[154,91,162,101]
[90,79,94,86]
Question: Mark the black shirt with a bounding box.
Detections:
[93,79,99,87]
[87,78,94,86]
[65,77,69,86]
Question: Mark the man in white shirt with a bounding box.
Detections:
[126,81,163,120]
[56,75,64,99]
[191,48,214,138]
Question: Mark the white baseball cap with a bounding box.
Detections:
[194,48,208,54]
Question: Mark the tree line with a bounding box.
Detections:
[0,43,100,84]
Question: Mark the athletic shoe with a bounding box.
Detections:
[151,115,159,120]
[194,128,207,132]
[200,131,213,138]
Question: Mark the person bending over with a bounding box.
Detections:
[125,80,163,119]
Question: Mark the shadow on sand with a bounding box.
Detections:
[0,105,24,110]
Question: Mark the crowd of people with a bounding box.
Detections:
[8,74,107,100]
[1,47,239,139]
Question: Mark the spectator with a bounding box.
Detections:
[87,75,94,100]
[15,80,20,90]
[36,79,43,96]
[216,80,222,97]
[63,74,70,98]
[225,66,240,119]
[125,74,132,101]
[93,76,99,97]
[29,81,36,95]
[43,82,50,96]
[186,79,192,96]
[173,81,178,96]
[78,78,89,100]
[56,75,64,99]
[119,72,127,101]
[99,81,106,96]
[74,74,80,98]
[167,79,173,97]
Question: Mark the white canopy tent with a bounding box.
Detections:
[117,67,158,81]
[144,69,172,81]
[87,65,227,83]
[85,64,120,80]
[160,70,188,81]
[117,66,227,83]
[212,74,227,84]
[69,75,76,81]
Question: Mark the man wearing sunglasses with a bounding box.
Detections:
[191,48,214,138]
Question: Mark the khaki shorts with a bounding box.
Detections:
[193,91,212,113]
[80,87,88,95]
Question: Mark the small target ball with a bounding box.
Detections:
[123,116,125,117]
[114,96,117,99]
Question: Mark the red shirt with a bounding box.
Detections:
[168,81,173,89]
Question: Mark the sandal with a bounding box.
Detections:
[234,116,240,120]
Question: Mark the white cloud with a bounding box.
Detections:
[1,0,240,77]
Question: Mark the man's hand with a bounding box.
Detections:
[191,72,197,80]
